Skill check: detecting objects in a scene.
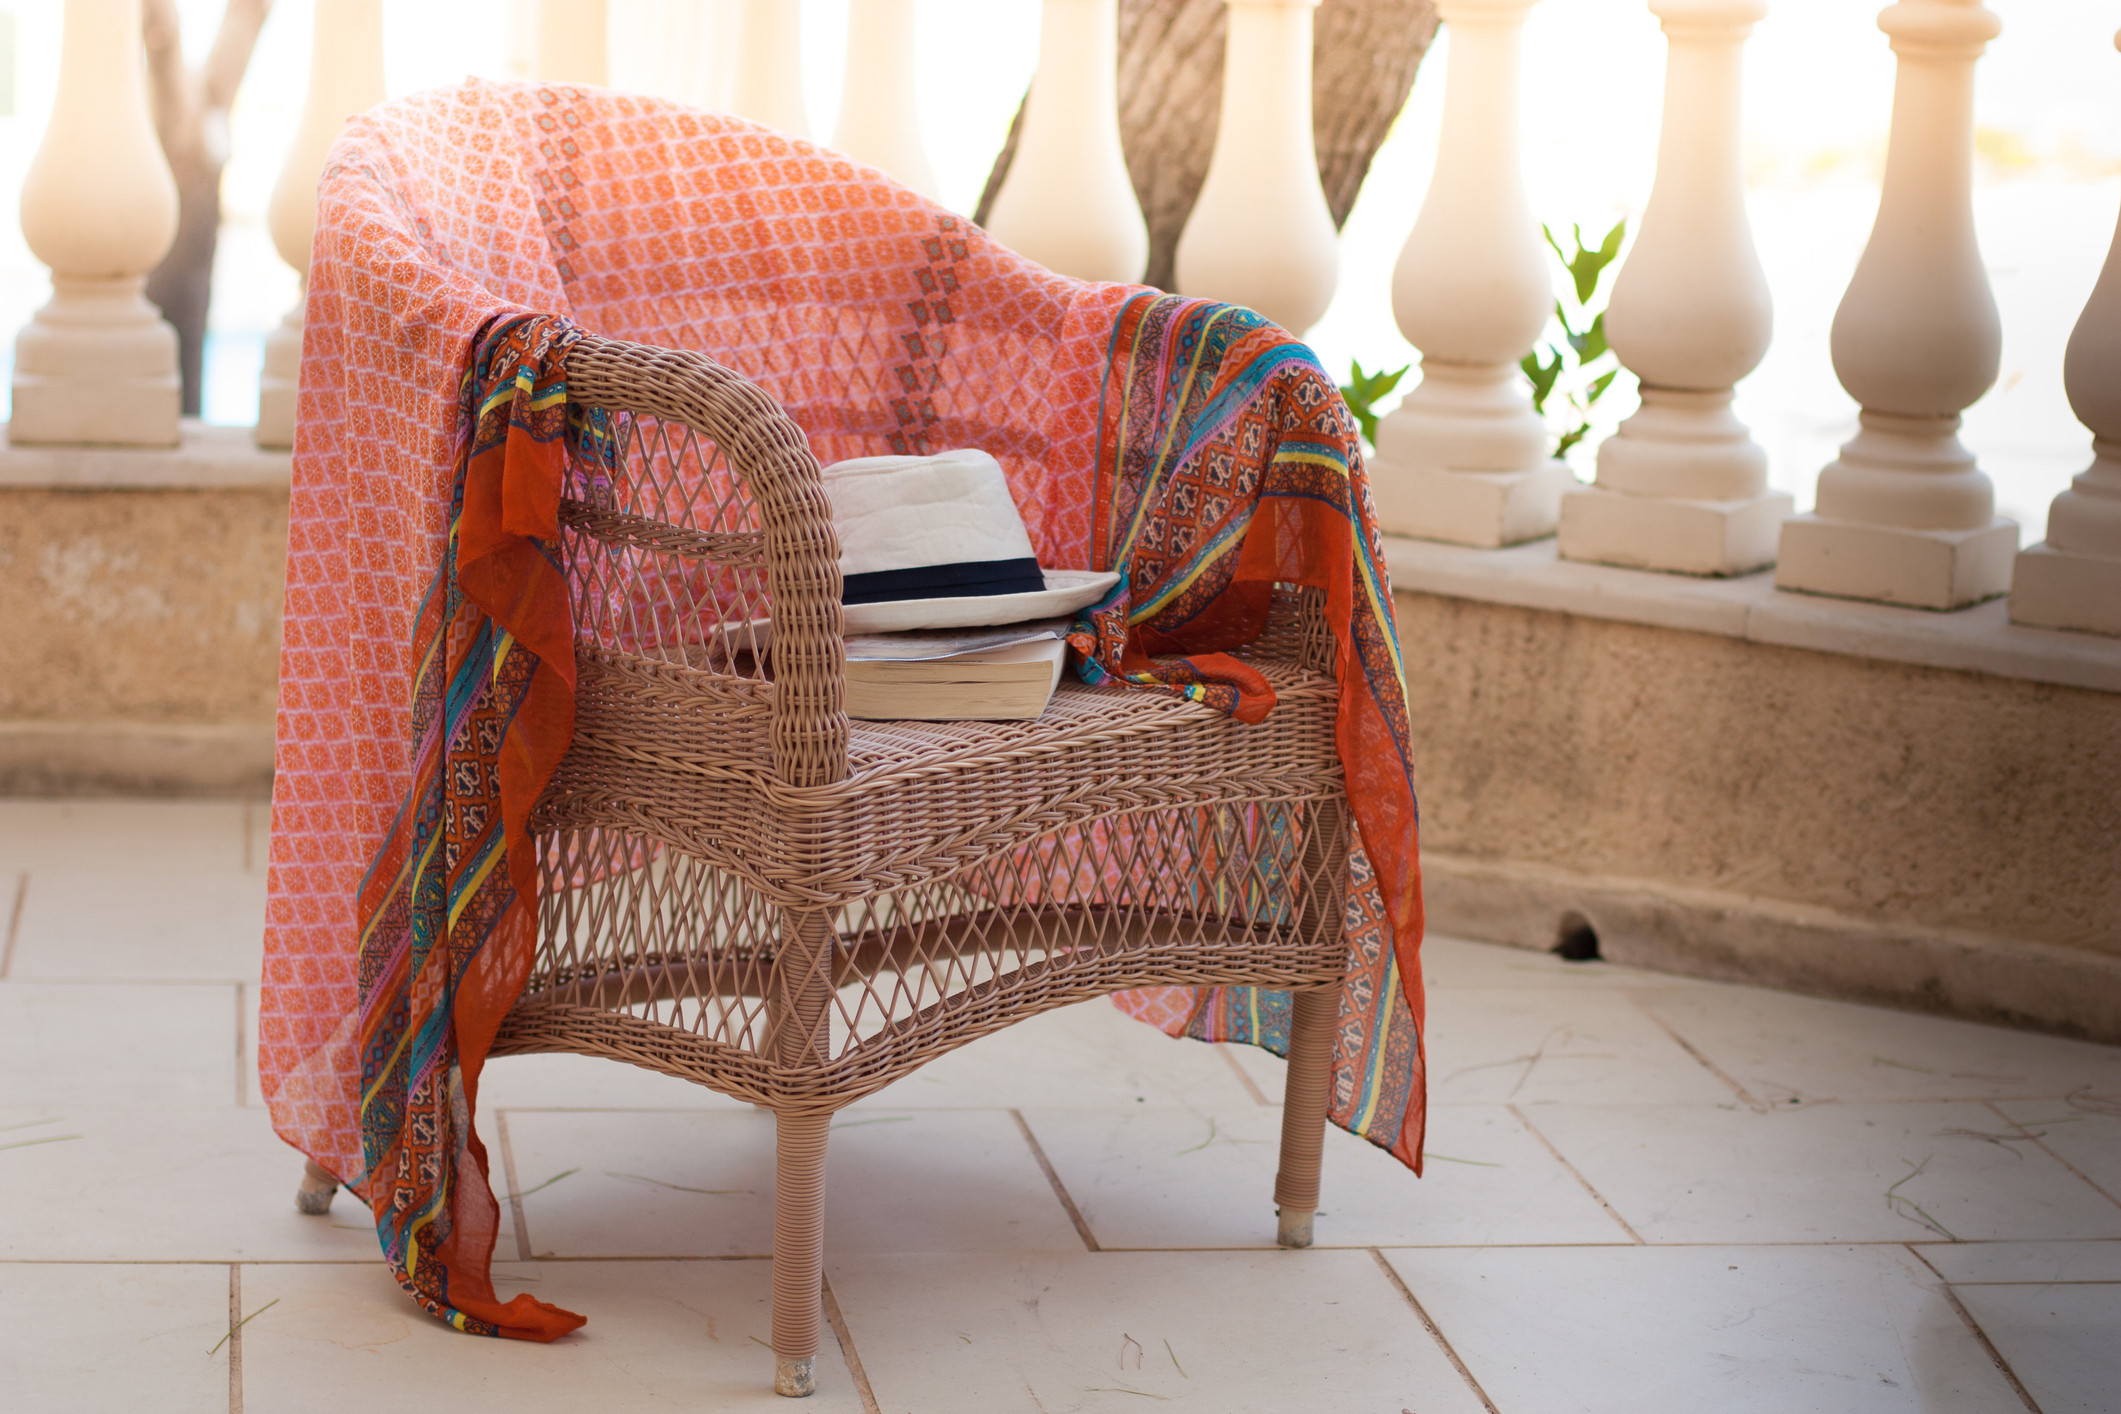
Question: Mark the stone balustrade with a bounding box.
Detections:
[257,0,385,451]
[985,0,1147,286]
[12,0,182,448]
[1775,0,2017,611]
[2,0,2117,1035]
[1557,0,1786,577]
[515,0,610,85]
[834,0,941,200]
[5,3,2112,640]
[730,0,811,139]
[1368,0,1568,550]
[1173,0,1339,333]
[5,1,2117,637]
[2008,29,2121,639]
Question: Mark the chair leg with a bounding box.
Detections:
[1274,987,1338,1248]
[770,1109,832,1397]
[294,1158,338,1215]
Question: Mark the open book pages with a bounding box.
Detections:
[688,616,1067,662]
[842,618,1069,663]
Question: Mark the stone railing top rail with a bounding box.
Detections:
[1383,532,2121,696]
[0,421,290,490]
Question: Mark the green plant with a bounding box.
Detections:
[1339,358,1411,450]
[1522,218,1627,457]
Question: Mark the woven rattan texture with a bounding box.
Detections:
[495,337,1353,1111]
[490,332,1352,1370]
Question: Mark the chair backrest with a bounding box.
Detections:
[313,80,1135,564]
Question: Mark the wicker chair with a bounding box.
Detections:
[300,331,1352,1397]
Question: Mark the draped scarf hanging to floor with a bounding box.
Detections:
[1071,294,1424,1161]
[351,315,584,1339]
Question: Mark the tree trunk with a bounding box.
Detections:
[976,0,1440,291]
[142,0,273,417]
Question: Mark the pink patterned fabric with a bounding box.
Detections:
[260,81,1139,1179]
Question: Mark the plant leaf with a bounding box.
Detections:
[1340,358,1412,448]
[1542,223,1568,266]
[1570,219,1626,303]
[1520,348,1561,412]
[1597,217,1627,262]
[1576,311,1608,364]
[1552,299,1580,344]
[1586,368,1620,404]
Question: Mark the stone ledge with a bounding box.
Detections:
[0,419,290,488]
[1382,533,2121,694]
[0,721,275,797]
[1422,850,2121,1045]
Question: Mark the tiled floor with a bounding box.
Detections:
[3,797,2116,1412]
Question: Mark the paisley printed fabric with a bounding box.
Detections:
[352,314,585,1340]
[1074,296,1426,1170]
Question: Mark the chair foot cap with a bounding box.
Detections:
[1276,1207,1315,1248]
[775,1355,816,1397]
[296,1161,339,1215]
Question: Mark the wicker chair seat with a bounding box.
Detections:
[511,632,1349,1078]
[536,643,1342,907]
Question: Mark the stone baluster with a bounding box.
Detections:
[1173,0,1338,331]
[731,0,811,139]
[985,0,1147,283]
[834,0,941,201]
[1558,0,1788,575]
[257,0,386,451]
[2008,30,2121,637]
[610,0,735,108]
[531,0,609,85]
[1368,0,1572,547]
[1776,0,2014,609]
[12,0,181,447]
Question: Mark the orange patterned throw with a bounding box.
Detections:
[259,81,1424,1339]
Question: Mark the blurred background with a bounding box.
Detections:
[0,0,2111,539]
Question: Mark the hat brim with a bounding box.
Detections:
[841,568,1121,635]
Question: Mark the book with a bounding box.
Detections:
[842,620,1070,721]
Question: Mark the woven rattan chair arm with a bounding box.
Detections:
[566,332,849,790]
[557,498,767,567]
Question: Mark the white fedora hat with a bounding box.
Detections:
[820,448,1120,634]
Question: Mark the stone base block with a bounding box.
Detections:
[256,312,301,451]
[12,278,184,448]
[0,721,274,797]
[2009,542,2121,637]
[1369,460,1577,549]
[1,432,289,797]
[11,373,181,448]
[1775,513,2017,610]
[1394,588,2121,1043]
[1421,851,2121,1045]
[1558,486,1794,577]
[2,419,291,486]
[255,382,296,452]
